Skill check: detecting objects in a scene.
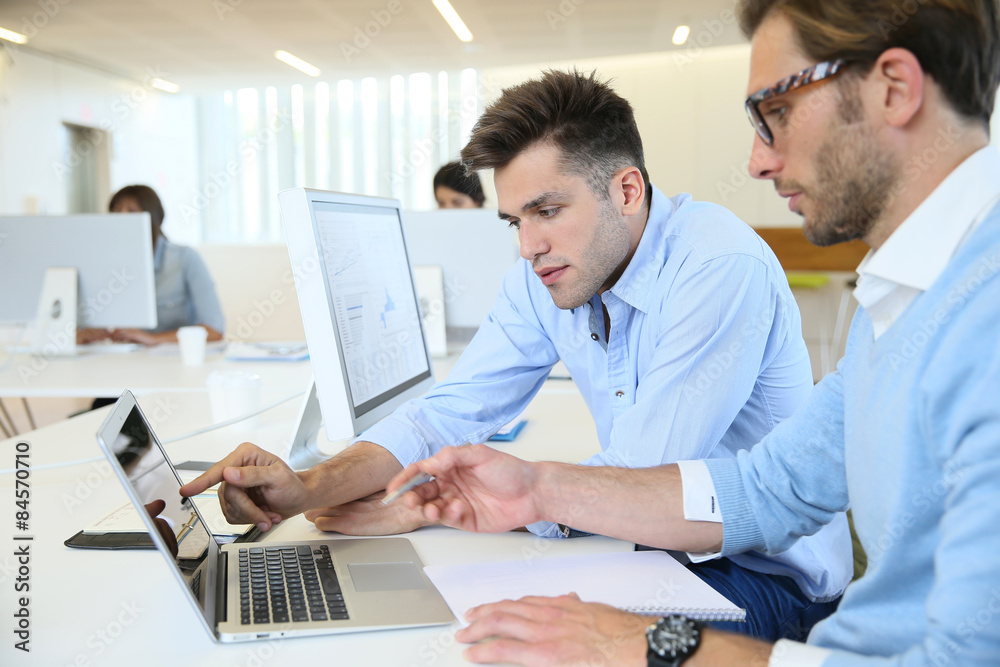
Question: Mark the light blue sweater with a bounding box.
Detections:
[706,206,1000,665]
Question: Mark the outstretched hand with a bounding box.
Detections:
[179,442,310,532]
[387,444,544,533]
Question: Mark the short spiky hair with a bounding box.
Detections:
[460,70,650,200]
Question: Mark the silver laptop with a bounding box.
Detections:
[95,390,454,643]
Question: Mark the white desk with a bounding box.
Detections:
[0,346,314,399]
[0,384,628,666]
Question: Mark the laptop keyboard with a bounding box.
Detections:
[190,569,203,599]
[238,544,349,625]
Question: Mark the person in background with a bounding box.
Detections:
[78,184,225,346]
[433,161,486,208]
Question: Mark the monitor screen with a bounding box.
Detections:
[402,209,521,331]
[279,188,436,452]
[312,201,431,419]
[97,399,215,629]
[106,404,212,561]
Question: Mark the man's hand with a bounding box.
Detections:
[179,442,311,532]
[456,594,649,666]
[456,595,775,667]
[388,444,543,533]
[303,491,435,535]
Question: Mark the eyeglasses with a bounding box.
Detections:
[744,59,849,146]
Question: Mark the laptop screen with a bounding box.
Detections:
[98,400,215,623]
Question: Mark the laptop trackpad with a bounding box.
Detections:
[348,562,426,591]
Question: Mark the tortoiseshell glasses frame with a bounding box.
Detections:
[745,59,850,146]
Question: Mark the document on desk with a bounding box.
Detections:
[424,550,745,624]
[145,341,228,357]
[225,341,309,361]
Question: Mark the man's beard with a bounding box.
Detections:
[791,84,901,247]
[544,196,631,310]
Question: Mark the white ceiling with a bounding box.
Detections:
[0,0,746,90]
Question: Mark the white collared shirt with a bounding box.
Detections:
[854,146,1000,339]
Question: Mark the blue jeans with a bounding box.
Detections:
[686,557,840,642]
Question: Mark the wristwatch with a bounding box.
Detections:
[646,615,703,666]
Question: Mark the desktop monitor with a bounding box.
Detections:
[401,209,521,336]
[278,189,435,468]
[0,214,157,353]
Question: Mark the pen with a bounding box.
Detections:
[382,472,435,505]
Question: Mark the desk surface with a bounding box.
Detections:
[0,383,627,666]
[0,345,314,398]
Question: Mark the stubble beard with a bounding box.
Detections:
[800,85,901,247]
[547,197,631,310]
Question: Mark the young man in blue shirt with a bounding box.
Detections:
[182,70,851,639]
[390,0,1000,665]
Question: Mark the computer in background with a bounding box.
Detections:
[0,214,157,355]
[278,189,437,469]
[402,209,571,382]
[401,209,521,342]
[95,390,454,643]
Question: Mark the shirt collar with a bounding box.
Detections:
[606,184,673,313]
[857,146,1000,291]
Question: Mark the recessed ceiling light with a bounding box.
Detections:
[0,26,28,45]
[433,0,473,42]
[151,78,180,94]
[672,25,691,46]
[275,50,321,77]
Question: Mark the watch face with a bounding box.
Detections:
[648,615,700,661]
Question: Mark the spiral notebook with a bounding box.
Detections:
[424,550,745,624]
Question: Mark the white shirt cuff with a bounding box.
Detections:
[676,460,724,563]
[769,639,831,666]
[677,460,723,523]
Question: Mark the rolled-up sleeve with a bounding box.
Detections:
[359,261,557,467]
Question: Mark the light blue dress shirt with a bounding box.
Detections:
[151,237,225,334]
[361,185,852,600]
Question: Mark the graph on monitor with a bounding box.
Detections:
[279,189,435,469]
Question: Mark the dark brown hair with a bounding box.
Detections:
[434,161,486,206]
[460,70,650,201]
[109,185,165,237]
[738,0,1000,127]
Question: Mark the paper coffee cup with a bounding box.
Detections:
[206,370,261,428]
[177,326,208,366]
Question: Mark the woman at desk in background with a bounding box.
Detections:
[433,161,485,209]
[77,184,225,346]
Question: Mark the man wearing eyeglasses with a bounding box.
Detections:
[391,0,1000,665]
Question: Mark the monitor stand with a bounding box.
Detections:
[285,378,353,470]
[31,267,77,356]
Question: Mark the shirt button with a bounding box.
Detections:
[591,333,599,341]
[615,390,624,398]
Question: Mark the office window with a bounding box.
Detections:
[195,69,481,243]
